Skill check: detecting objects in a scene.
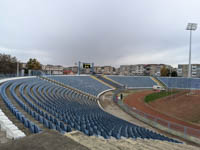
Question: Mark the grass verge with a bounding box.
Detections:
[144,91,178,103]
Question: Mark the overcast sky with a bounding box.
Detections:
[0,0,200,67]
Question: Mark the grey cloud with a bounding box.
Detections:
[0,0,200,67]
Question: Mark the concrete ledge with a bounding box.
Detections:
[6,130,26,139]
[0,76,36,84]
[0,77,29,140]
[1,121,13,131]
[97,89,114,98]
[0,109,26,140]
[97,89,115,111]
[127,87,153,89]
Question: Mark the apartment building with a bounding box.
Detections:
[136,64,145,75]
[120,65,142,76]
[94,66,102,74]
[42,65,64,75]
[102,66,113,75]
[119,64,172,76]
[178,64,200,77]
[144,64,172,76]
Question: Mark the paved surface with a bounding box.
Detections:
[0,130,89,150]
[0,131,10,144]
[99,91,158,130]
[66,131,200,150]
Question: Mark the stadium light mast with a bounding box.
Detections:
[186,23,197,78]
[17,61,19,77]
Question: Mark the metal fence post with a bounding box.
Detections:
[167,122,170,128]
[184,126,187,136]
[143,113,146,118]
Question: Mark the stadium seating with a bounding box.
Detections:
[0,81,40,136]
[0,76,181,143]
[157,77,200,89]
[107,76,157,88]
[45,75,111,96]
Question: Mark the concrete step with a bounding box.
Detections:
[65,131,200,150]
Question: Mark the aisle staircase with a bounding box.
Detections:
[93,75,123,89]
[151,77,166,88]
[90,75,115,89]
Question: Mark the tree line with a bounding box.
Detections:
[0,53,42,75]
[0,53,18,74]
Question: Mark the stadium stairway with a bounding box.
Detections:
[65,131,199,150]
[90,75,115,89]
[93,75,123,89]
[150,77,166,88]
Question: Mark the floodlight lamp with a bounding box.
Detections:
[186,23,198,30]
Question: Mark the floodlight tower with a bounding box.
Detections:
[186,23,197,78]
[17,61,19,77]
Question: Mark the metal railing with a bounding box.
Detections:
[113,89,200,139]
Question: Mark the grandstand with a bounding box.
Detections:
[157,77,200,89]
[45,75,112,96]
[106,75,157,88]
[1,75,200,149]
[0,76,181,142]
